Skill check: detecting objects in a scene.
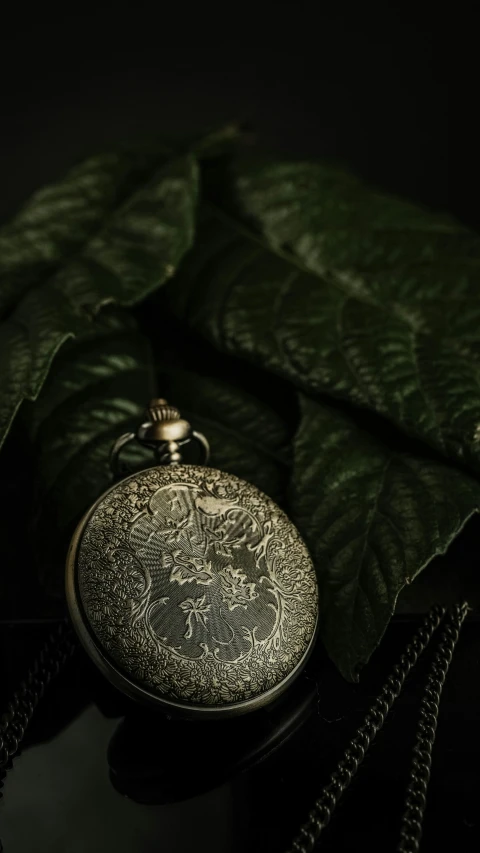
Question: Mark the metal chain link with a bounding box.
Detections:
[396,602,469,852]
[0,620,76,780]
[285,603,450,853]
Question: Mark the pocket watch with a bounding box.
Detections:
[66,399,319,718]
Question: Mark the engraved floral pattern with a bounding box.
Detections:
[179,595,211,639]
[76,465,318,707]
[218,565,258,610]
[169,554,213,587]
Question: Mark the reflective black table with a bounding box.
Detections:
[1,603,478,853]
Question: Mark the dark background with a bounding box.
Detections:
[1,5,478,852]
[0,6,466,225]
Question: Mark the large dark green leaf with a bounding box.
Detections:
[166,203,480,473]
[156,368,291,502]
[233,159,480,343]
[0,154,198,449]
[163,190,480,677]
[28,308,156,593]
[0,147,167,313]
[290,394,480,680]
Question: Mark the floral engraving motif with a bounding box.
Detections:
[169,554,213,587]
[179,595,211,639]
[218,565,258,610]
[77,465,318,707]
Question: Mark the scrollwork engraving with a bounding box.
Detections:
[77,465,317,706]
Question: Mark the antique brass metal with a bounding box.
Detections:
[66,403,319,718]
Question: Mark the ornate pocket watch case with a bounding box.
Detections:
[66,400,319,718]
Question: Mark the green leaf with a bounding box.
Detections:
[156,368,292,502]
[163,181,480,677]
[0,148,168,313]
[189,121,243,159]
[27,308,156,593]
[166,201,480,473]
[290,394,480,680]
[0,153,198,449]
[234,159,480,333]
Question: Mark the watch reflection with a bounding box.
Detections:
[107,674,318,804]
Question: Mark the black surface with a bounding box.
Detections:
[0,7,459,225]
[1,6,478,852]
[0,615,479,852]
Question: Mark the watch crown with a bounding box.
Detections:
[143,399,191,446]
[146,398,181,423]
